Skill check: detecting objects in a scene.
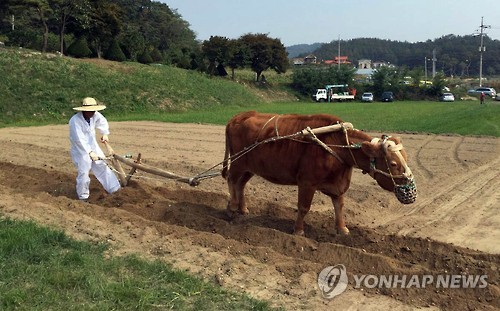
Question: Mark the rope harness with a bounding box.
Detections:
[101,121,354,186]
[101,116,416,204]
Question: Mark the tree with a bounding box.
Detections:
[66,35,91,57]
[49,0,90,54]
[1,0,199,64]
[119,26,144,61]
[429,73,447,96]
[372,66,400,97]
[125,0,197,68]
[269,37,289,75]
[19,0,51,52]
[226,39,249,80]
[150,48,162,63]
[0,0,12,31]
[202,36,231,76]
[292,67,326,95]
[86,0,122,58]
[240,33,288,82]
[137,49,153,64]
[292,65,356,96]
[104,37,126,61]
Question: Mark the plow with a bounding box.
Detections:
[102,142,220,187]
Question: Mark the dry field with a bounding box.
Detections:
[0,121,498,310]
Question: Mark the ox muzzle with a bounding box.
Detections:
[370,136,417,204]
[394,179,417,204]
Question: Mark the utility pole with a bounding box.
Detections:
[424,57,432,83]
[477,17,490,87]
[424,57,428,82]
[432,49,437,78]
[337,35,341,70]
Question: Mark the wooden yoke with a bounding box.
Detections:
[103,141,128,187]
[301,122,353,136]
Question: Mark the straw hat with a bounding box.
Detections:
[73,97,106,111]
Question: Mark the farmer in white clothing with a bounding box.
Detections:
[69,97,121,200]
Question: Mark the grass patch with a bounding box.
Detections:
[0,49,262,126]
[0,218,277,310]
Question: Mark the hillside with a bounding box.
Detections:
[286,43,323,58]
[0,48,295,127]
[302,36,500,76]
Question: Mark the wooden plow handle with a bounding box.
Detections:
[103,141,128,187]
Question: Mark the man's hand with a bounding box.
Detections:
[101,135,109,143]
[89,151,100,161]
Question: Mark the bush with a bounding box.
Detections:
[6,29,39,49]
[104,39,126,62]
[137,50,153,64]
[66,37,92,58]
[150,49,163,63]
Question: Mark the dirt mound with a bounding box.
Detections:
[0,122,498,310]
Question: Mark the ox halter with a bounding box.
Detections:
[306,124,417,204]
[367,136,417,204]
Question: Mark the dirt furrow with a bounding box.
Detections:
[0,122,498,311]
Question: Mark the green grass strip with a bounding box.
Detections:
[111,101,500,137]
[0,218,278,311]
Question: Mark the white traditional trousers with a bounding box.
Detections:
[74,157,121,200]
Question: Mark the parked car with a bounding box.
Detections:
[439,93,455,102]
[467,87,496,97]
[381,91,394,102]
[495,94,500,101]
[361,92,374,102]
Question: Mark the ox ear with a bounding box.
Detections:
[361,141,381,157]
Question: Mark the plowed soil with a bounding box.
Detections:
[0,121,498,310]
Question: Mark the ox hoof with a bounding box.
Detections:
[337,227,350,235]
[240,207,249,215]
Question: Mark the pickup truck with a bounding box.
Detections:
[312,85,355,102]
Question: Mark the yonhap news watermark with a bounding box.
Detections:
[317,264,489,299]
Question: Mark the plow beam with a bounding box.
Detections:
[112,153,199,186]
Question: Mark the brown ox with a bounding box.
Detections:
[222,111,416,236]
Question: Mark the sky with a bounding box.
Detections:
[160,0,500,46]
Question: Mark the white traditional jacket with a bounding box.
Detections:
[69,111,110,162]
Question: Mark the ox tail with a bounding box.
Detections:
[221,125,231,180]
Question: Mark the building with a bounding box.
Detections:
[303,54,317,64]
[372,61,393,68]
[358,59,371,69]
[322,56,351,66]
[290,54,317,66]
[332,56,351,65]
